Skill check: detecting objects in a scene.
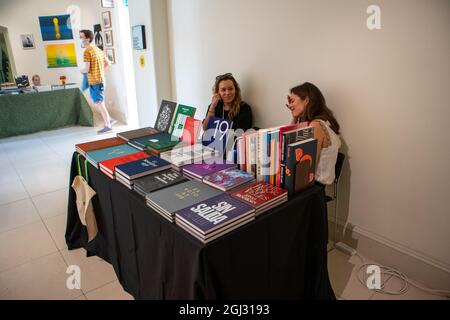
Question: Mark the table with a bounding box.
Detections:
[65,153,336,300]
[0,88,93,138]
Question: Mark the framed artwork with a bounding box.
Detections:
[93,24,104,50]
[105,48,115,64]
[101,0,114,8]
[104,30,114,47]
[20,34,35,49]
[39,14,73,41]
[102,11,112,29]
[45,43,77,68]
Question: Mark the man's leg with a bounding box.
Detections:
[94,100,111,128]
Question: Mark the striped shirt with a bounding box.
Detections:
[83,45,105,85]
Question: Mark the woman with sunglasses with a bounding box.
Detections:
[285,82,341,186]
[202,73,253,132]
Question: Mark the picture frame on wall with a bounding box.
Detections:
[104,30,114,47]
[105,48,115,64]
[101,0,114,8]
[102,11,112,29]
[20,34,35,49]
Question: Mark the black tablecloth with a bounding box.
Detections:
[66,152,335,300]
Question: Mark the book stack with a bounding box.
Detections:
[160,144,218,170]
[75,137,126,157]
[175,193,255,243]
[85,144,141,169]
[230,182,288,216]
[117,127,159,141]
[98,151,149,179]
[128,132,181,156]
[203,167,255,192]
[182,159,237,181]
[145,180,223,222]
[133,169,188,197]
[114,156,173,189]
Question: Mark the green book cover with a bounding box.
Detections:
[170,104,197,138]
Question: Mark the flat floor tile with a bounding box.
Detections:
[0,179,29,206]
[0,198,41,234]
[0,252,83,300]
[85,280,133,300]
[60,248,117,294]
[0,221,58,272]
[44,214,68,251]
[32,188,69,219]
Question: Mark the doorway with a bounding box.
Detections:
[0,26,16,85]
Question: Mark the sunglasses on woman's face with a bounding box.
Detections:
[216,73,233,81]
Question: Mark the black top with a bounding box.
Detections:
[206,101,253,131]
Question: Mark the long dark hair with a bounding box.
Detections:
[291,82,340,134]
[213,73,242,120]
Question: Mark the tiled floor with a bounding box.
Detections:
[0,124,447,300]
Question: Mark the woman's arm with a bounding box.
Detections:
[310,121,326,166]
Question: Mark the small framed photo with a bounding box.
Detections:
[105,48,115,64]
[101,0,114,8]
[102,11,112,29]
[20,34,35,49]
[104,30,114,47]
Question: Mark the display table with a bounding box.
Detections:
[0,88,93,138]
[65,153,336,300]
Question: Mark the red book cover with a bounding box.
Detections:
[230,181,287,208]
[181,117,202,145]
[76,137,126,156]
[99,151,149,176]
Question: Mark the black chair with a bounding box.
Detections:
[325,152,345,247]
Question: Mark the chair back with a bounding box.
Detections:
[335,152,345,181]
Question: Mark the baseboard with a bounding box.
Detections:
[328,218,450,291]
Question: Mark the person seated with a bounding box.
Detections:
[203,73,253,132]
[32,74,41,87]
[285,82,341,186]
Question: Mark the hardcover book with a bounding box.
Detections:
[154,100,177,132]
[75,137,126,157]
[202,116,233,156]
[183,159,237,180]
[181,117,202,145]
[146,180,223,220]
[99,151,149,176]
[133,169,188,196]
[285,138,317,196]
[85,144,140,169]
[203,168,255,191]
[128,132,180,152]
[175,193,255,236]
[230,182,287,208]
[117,127,159,141]
[160,144,218,168]
[170,104,197,138]
[115,156,172,180]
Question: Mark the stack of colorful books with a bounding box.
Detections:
[175,193,255,243]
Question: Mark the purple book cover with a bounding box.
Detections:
[203,168,254,190]
[183,158,237,178]
[176,193,254,234]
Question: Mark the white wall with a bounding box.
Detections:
[0,0,132,122]
[168,0,450,272]
[128,0,172,127]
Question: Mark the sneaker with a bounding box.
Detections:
[97,126,113,134]
[109,118,117,126]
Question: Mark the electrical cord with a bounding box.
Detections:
[352,251,450,298]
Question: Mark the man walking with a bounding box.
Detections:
[79,29,116,134]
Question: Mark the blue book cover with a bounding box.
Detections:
[115,156,172,179]
[202,116,233,156]
[176,193,255,235]
[86,144,140,168]
[285,138,317,196]
[203,168,255,191]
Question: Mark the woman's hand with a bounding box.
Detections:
[210,93,221,112]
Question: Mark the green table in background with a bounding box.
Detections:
[0,88,94,138]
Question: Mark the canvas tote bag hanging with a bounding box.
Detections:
[72,155,98,241]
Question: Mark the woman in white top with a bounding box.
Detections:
[285,82,341,186]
